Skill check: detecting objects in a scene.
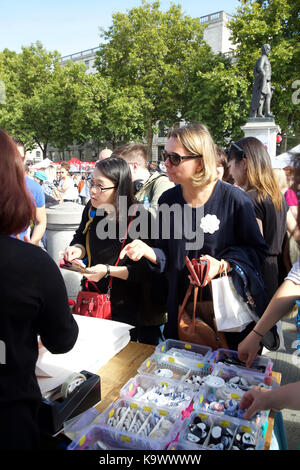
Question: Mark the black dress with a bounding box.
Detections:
[0,234,78,449]
[247,190,289,301]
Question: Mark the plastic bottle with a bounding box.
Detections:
[143,196,150,209]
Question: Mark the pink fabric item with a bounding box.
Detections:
[285,188,298,207]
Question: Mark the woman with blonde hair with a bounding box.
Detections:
[227,137,297,301]
[121,123,273,350]
[273,168,288,194]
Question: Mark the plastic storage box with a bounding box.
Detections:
[156,339,212,359]
[68,398,183,451]
[137,353,191,382]
[193,380,269,426]
[120,374,195,412]
[63,407,102,441]
[211,348,273,376]
[177,410,264,450]
[155,340,212,372]
[212,363,279,393]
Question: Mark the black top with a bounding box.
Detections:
[0,234,78,440]
[70,201,154,327]
[247,190,289,299]
[151,181,269,340]
[246,190,288,256]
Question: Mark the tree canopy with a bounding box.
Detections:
[0,1,298,158]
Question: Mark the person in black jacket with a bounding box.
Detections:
[0,129,78,450]
[63,157,155,341]
[121,123,270,350]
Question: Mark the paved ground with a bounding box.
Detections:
[262,308,300,450]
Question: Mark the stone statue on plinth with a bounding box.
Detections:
[249,44,274,119]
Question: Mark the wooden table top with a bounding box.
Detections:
[95,341,281,451]
[95,341,155,413]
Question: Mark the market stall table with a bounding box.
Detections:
[95,341,281,450]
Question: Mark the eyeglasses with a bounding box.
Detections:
[88,180,116,192]
[161,149,202,167]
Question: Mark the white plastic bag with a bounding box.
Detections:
[211,274,254,333]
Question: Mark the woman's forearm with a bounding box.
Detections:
[266,381,300,412]
[109,266,129,280]
[253,279,299,336]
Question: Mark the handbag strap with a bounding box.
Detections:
[85,206,137,294]
[178,257,211,329]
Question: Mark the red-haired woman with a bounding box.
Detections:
[0,129,78,449]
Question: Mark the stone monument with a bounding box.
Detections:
[241,44,280,158]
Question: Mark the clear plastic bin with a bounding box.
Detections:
[64,407,101,441]
[193,381,269,426]
[69,398,183,451]
[120,374,195,412]
[67,425,121,450]
[231,421,264,450]
[211,348,273,376]
[212,363,279,393]
[155,340,212,371]
[177,410,264,450]
[137,353,191,382]
[156,339,212,358]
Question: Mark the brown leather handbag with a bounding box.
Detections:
[178,257,228,350]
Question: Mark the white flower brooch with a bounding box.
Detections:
[200,214,220,234]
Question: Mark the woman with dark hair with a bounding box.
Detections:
[63,157,151,337]
[227,137,298,301]
[215,146,233,183]
[0,129,78,449]
[58,161,78,202]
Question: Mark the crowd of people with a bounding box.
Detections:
[0,123,299,449]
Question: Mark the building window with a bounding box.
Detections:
[158,146,165,160]
[158,121,166,138]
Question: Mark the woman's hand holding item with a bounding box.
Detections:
[120,239,157,264]
[239,387,272,419]
[84,264,107,283]
[200,255,229,283]
[62,244,85,262]
[238,332,261,368]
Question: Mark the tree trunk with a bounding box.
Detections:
[147,120,153,161]
[43,143,48,160]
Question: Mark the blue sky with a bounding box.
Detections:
[1,0,240,57]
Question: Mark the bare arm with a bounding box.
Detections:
[30,206,47,245]
[84,265,129,283]
[240,381,300,420]
[287,208,300,242]
[238,279,300,367]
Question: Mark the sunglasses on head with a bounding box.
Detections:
[226,142,245,159]
[161,149,202,167]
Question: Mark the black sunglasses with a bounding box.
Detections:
[161,149,202,167]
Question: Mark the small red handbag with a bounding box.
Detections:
[74,210,135,320]
[75,280,112,320]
